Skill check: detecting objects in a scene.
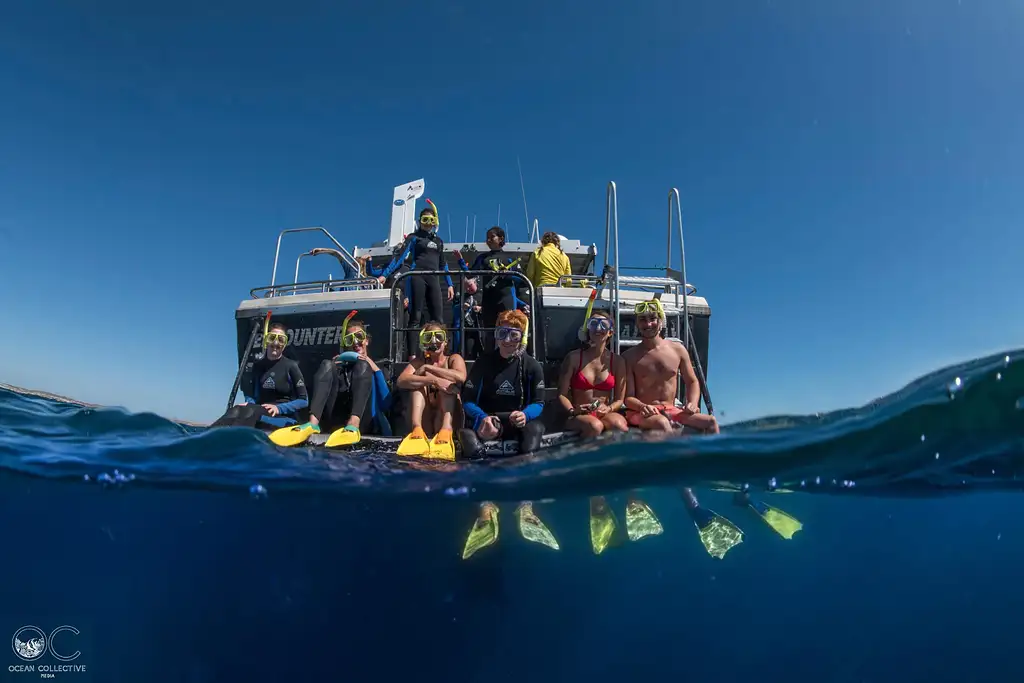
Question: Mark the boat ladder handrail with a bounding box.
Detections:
[387,269,537,363]
[601,182,714,413]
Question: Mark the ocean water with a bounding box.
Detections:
[2,348,1023,683]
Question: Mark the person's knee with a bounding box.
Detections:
[315,359,335,379]
[350,358,372,379]
[646,415,673,432]
[604,413,629,432]
[576,416,603,438]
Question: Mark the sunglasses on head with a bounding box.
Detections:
[495,326,523,343]
[587,317,612,332]
[419,329,447,345]
[341,329,367,347]
[265,332,288,346]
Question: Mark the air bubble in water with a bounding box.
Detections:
[249,484,268,499]
[947,377,962,398]
[1006,355,1011,366]
[83,475,91,482]
[444,486,469,497]
[935,452,940,460]
[920,434,926,442]
[1015,396,1024,411]
[815,476,821,485]
[767,477,777,491]
[800,480,807,487]
[996,372,1002,381]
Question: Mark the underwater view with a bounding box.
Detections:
[3,348,1023,681]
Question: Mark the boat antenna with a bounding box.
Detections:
[465,215,469,243]
[497,203,501,226]
[472,214,477,242]
[517,156,531,241]
[447,213,453,243]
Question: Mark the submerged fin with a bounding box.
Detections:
[589,496,619,555]
[516,502,560,550]
[396,426,431,457]
[425,428,456,461]
[325,425,361,448]
[462,503,500,560]
[625,499,664,542]
[269,422,319,447]
[688,505,744,559]
[749,499,803,539]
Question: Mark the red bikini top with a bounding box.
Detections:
[571,349,615,393]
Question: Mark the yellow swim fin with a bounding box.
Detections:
[425,428,456,461]
[746,497,803,540]
[269,422,319,447]
[688,505,743,559]
[325,425,361,448]
[625,498,664,542]
[589,496,619,555]
[462,502,500,560]
[516,502,559,550]
[396,426,431,457]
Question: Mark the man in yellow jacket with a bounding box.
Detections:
[526,232,572,288]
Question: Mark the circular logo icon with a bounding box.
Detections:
[394,199,405,206]
[13,626,46,661]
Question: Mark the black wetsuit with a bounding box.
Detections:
[212,355,308,429]
[308,358,392,433]
[380,229,453,357]
[452,289,481,359]
[460,350,545,458]
[471,249,528,345]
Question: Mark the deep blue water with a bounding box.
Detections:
[2,349,1023,682]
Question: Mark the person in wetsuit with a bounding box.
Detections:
[460,309,545,459]
[458,308,559,559]
[268,319,392,448]
[376,204,455,360]
[212,322,309,430]
[469,226,529,347]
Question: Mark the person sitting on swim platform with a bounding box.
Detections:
[395,321,467,460]
[268,316,392,448]
[211,321,309,431]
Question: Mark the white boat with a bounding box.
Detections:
[229,180,713,455]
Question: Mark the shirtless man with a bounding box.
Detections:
[622,300,719,434]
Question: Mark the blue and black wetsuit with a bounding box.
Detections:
[308,358,392,435]
[460,350,546,458]
[213,355,308,430]
[379,229,453,357]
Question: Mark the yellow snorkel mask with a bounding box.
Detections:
[262,311,288,348]
[634,299,666,319]
[339,310,364,350]
[419,327,447,354]
[420,199,439,228]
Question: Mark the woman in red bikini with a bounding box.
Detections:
[556,310,629,438]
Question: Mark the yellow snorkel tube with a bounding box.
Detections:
[262,311,273,348]
[339,310,358,352]
[422,198,439,229]
[577,289,598,341]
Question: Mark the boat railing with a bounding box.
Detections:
[387,269,537,363]
[268,226,364,295]
[250,278,381,299]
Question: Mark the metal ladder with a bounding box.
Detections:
[602,182,714,413]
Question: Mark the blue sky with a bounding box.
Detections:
[1,1,1021,424]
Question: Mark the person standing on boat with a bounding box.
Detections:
[622,299,719,434]
[376,201,454,360]
[268,317,392,448]
[470,226,529,346]
[449,251,482,360]
[211,321,309,430]
[556,309,663,554]
[526,231,572,289]
[458,309,559,559]
[394,321,466,460]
